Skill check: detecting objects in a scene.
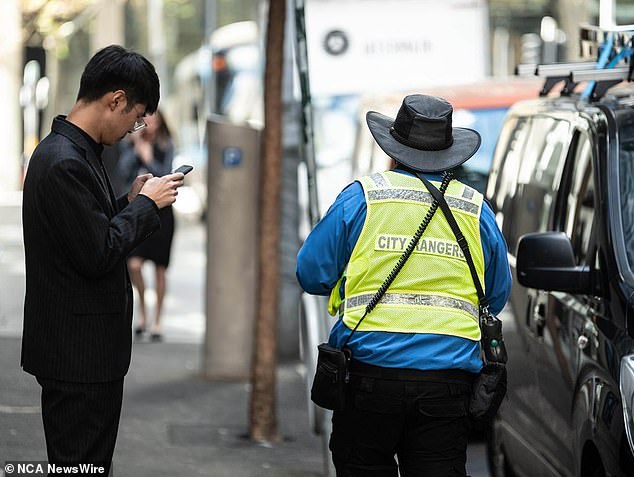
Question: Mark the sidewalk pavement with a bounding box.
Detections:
[0,336,324,477]
[0,195,325,477]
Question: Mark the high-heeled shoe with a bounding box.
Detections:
[134,326,146,338]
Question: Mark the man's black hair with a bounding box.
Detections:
[77,45,160,114]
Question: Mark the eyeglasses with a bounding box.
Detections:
[123,93,147,133]
[131,118,147,133]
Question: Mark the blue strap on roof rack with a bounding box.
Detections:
[515,26,634,101]
[581,32,615,101]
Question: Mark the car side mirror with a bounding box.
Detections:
[516,232,592,293]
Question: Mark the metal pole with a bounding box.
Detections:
[148,0,168,99]
[203,0,216,117]
[91,0,125,52]
[293,0,320,226]
[599,0,616,29]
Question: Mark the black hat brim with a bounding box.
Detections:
[366,111,481,173]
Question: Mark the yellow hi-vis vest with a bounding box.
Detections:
[328,171,485,341]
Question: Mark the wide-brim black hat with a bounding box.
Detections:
[366,94,481,173]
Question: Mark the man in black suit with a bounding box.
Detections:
[21,45,184,474]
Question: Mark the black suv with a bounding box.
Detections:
[485,77,634,476]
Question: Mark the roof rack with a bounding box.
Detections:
[518,62,630,100]
[537,62,598,96]
[514,64,537,77]
[516,24,634,101]
[573,66,631,99]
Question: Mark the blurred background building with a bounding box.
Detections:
[3,0,634,362]
[5,0,634,193]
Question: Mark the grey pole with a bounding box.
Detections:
[203,117,261,379]
[204,0,217,116]
[148,0,168,99]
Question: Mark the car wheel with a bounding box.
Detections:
[487,419,514,477]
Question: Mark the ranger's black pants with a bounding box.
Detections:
[330,360,474,477]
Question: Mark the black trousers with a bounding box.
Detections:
[329,361,474,477]
[36,377,124,476]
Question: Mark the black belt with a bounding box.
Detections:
[348,359,476,385]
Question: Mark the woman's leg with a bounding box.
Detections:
[152,264,167,335]
[127,257,147,331]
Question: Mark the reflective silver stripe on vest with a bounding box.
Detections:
[366,189,479,215]
[344,292,479,319]
[369,173,389,188]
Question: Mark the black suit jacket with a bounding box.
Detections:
[21,116,161,383]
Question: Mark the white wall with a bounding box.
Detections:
[0,0,22,192]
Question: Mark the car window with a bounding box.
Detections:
[506,117,571,253]
[488,116,530,240]
[489,116,523,212]
[562,132,595,265]
[452,108,511,194]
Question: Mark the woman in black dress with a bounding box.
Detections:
[117,110,175,341]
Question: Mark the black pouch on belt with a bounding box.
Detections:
[468,312,508,422]
[310,343,351,411]
[469,362,507,421]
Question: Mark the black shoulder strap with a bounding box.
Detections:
[340,172,452,349]
[415,172,488,311]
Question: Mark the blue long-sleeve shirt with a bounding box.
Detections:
[296,171,512,373]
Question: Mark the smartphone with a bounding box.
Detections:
[173,165,193,175]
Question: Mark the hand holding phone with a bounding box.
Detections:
[173,165,194,175]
